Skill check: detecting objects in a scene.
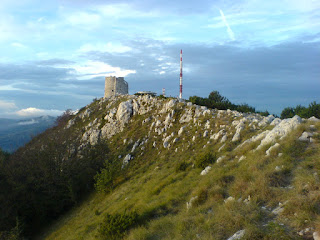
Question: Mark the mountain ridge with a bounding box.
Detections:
[0,95,319,239]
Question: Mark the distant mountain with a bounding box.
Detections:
[0,115,56,152]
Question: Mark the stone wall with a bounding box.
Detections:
[104,76,129,98]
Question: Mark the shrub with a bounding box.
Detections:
[195,152,216,168]
[94,159,119,192]
[98,211,139,240]
[281,107,295,119]
[280,101,320,119]
[175,161,188,172]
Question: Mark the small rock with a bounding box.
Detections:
[308,116,320,122]
[203,130,209,137]
[122,154,132,168]
[220,135,228,143]
[298,131,313,142]
[224,196,235,203]
[266,143,280,156]
[186,196,198,209]
[178,126,186,136]
[313,231,320,240]
[216,156,225,163]
[272,203,284,215]
[172,138,179,143]
[200,166,211,175]
[227,229,246,240]
[238,156,246,162]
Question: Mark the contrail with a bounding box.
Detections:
[219,9,235,41]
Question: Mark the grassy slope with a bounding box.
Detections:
[38,97,320,240]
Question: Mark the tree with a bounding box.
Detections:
[280,107,295,119]
[208,91,229,103]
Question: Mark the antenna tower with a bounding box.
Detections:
[162,88,166,97]
[179,49,183,99]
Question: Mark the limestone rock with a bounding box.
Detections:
[216,156,225,163]
[298,131,313,142]
[272,203,284,215]
[116,100,133,124]
[89,129,101,145]
[179,109,193,123]
[131,140,140,152]
[186,196,198,209]
[178,126,186,136]
[227,230,246,240]
[203,130,209,137]
[224,196,235,203]
[313,231,320,240]
[220,135,228,143]
[258,115,275,127]
[200,166,211,175]
[309,116,320,122]
[270,118,281,126]
[266,143,280,156]
[257,115,302,150]
[122,154,132,168]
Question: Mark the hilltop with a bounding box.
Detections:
[1,95,319,240]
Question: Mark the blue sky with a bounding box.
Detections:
[0,0,319,118]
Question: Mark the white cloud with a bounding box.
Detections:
[11,42,27,49]
[78,42,132,53]
[15,107,63,117]
[17,119,38,125]
[0,100,17,110]
[66,60,136,79]
[67,11,101,26]
[97,3,157,18]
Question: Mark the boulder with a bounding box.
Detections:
[257,115,302,150]
[116,100,133,124]
[270,118,281,126]
[313,231,320,240]
[298,131,313,142]
[309,116,320,122]
[89,129,101,145]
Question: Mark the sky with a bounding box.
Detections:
[0,0,319,118]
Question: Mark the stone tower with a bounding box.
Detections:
[104,76,129,98]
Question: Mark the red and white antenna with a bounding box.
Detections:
[179,49,183,99]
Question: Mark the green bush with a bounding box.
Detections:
[189,91,257,113]
[280,101,320,119]
[94,159,119,192]
[175,161,188,172]
[195,152,216,168]
[98,211,139,240]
